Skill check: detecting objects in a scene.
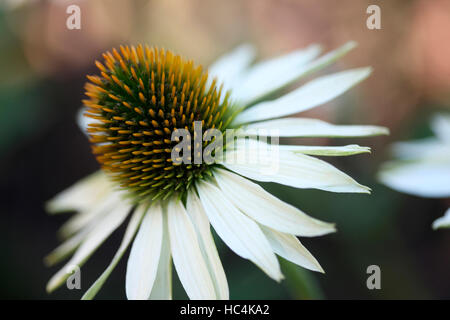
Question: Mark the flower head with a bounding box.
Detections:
[84,46,235,201]
[46,42,388,299]
[379,114,450,229]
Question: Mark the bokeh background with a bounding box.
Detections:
[1,0,450,299]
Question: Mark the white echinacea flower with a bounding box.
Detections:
[379,114,450,229]
[45,43,388,299]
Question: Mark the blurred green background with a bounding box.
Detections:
[1,0,449,299]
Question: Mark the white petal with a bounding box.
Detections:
[167,199,216,299]
[214,168,335,237]
[82,205,146,300]
[57,210,101,239]
[234,67,372,124]
[77,107,101,137]
[126,203,164,300]
[186,191,229,300]
[432,208,450,230]
[46,203,131,293]
[390,138,446,160]
[241,118,389,138]
[431,113,450,143]
[235,42,356,104]
[260,225,324,273]
[197,181,283,281]
[279,144,371,156]
[149,213,172,300]
[46,171,112,214]
[379,160,450,198]
[220,139,370,193]
[58,191,122,239]
[234,44,321,104]
[208,44,256,93]
[44,226,91,267]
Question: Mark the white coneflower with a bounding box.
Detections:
[46,43,388,299]
[379,114,450,229]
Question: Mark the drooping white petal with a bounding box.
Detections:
[235,42,357,104]
[208,44,256,92]
[82,205,146,300]
[378,160,450,198]
[58,191,123,239]
[240,118,389,138]
[431,113,450,143]
[46,203,132,293]
[196,181,283,281]
[149,213,172,300]
[220,139,370,193]
[279,144,371,156]
[44,226,92,267]
[57,210,101,239]
[214,168,335,237]
[126,203,164,300]
[234,67,372,124]
[46,171,112,214]
[167,199,216,299]
[186,191,229,300]
[432,208,450,230]
[233,44,322,104]
[260,225,324,273]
